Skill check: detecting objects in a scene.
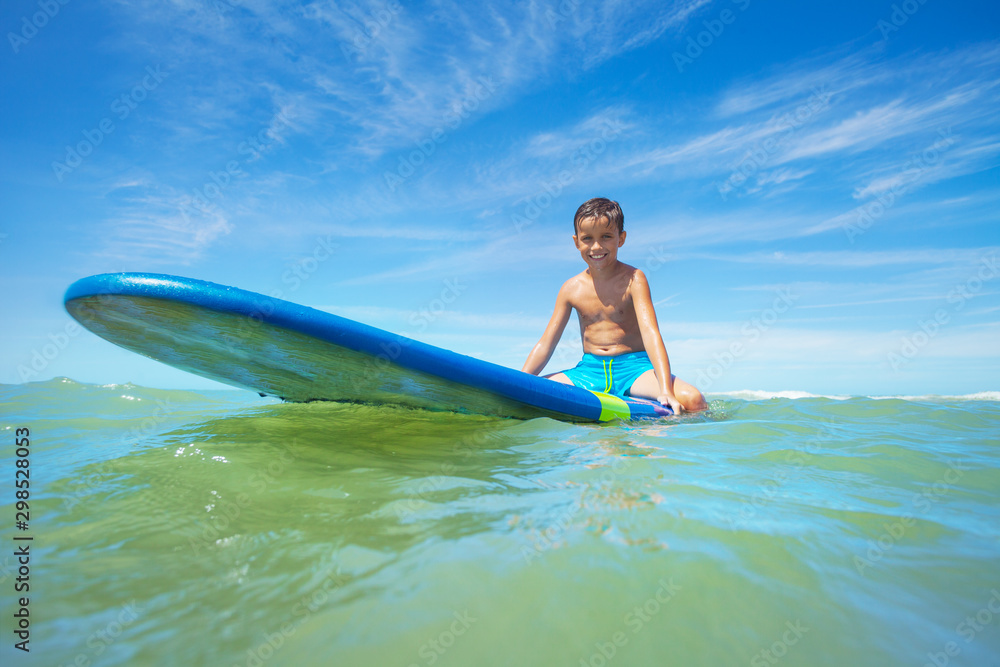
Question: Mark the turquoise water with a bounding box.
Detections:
[2,378,999,666]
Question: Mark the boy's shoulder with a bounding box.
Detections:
[560,262,642,296]
[560,268,590,289]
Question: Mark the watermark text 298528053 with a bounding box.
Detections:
[13,427,33,653]
[51,65,168,182]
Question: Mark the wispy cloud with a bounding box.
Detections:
[591,42,1000,201]
[334,232,573,286]
[574,0,715,68]
[109,1,717,156]
[101,205,232,266]
[698,247,1000,268]
[404,41,998,223]
[104,1,1000,263]
[319,304,547,332]
[524,106,632,158]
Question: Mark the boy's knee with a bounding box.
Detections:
[678,383,707,411]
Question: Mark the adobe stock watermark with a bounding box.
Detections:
[590,245,679,320]
[393,425,497,520]
[340,0,402,60]
[383,76,500,193]
[406,610,477,667]
[392,470,456,520]
[543,0,580,28]
[354,276,469,388]
[51,65,168,182]
[716,87,832,201]
[7,0,71,54]
[852,458,969,575]
[56,600,143,667]
[921,589,1000,667]
[180,111,292,221]
[511,118,626,233]
[579,578,681,667]
[407,278,468,334]
[16,319,82,382]
[228,272,465,400]
[0,554,15,586]
[219,234,339,357]
[187,449,297,556]
[63,395,178,511]
[234,566,349,667]
[521,496,586,563]
[886,253,997,371]
[546,331,585,371]
[280,238,339,294]
[213,0,241,17]
[877,0,932,41]
[672,0,752,73]
[23,288,133,384]
[521,455,635,564]
[727,420,836,530]
[843,127,955,243]
[749,620,810,666]
[694,287,798,392]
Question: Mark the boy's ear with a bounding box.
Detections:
[572,234,580,247]
[619,230,627,247]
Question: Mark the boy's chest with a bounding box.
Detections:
[576,288,635,325]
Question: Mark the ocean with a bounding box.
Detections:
[2,378,998,667]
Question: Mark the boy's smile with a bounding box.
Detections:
[573,216,626,272]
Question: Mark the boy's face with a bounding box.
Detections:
[573,215,626,271]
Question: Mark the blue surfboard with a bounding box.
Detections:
[63,273,672,422]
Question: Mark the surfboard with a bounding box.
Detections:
[63,273,672,422]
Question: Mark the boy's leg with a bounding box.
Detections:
[544,372,574,385]
[628,370,708,412]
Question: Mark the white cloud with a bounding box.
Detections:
[95,179,233,264]
[593,42,1000,203]
[697,247,1000,268]
[102,208,232,265]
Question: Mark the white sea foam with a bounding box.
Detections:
[713,390,1000,401]
[869,391,1000,402]
[710,390,851,401]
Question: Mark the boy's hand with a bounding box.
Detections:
[657,394,683,415]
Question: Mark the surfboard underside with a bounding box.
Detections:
[67,294,574,419]
[64,274,672,422]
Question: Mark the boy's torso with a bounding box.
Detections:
[565,262,645,356]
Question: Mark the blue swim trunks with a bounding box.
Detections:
[562,352,654,397]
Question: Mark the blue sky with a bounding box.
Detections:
[1,0,998,397]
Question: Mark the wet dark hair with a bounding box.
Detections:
[574,197,624,234]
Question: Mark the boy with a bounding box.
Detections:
[521,198,707,413]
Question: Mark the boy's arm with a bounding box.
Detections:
[630,270,682,413]
[521,282,573,375]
